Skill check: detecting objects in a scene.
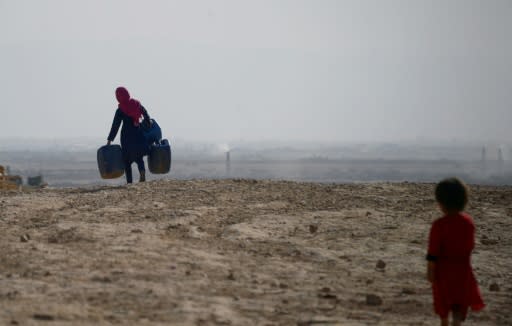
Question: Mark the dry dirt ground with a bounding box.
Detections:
[0,180,511,325]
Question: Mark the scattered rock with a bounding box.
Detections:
[227,271,235,280]
[6,291,18,300]
[366,294,383,306]
[33,314,54,321]
[489,283,500,292]
[131,229,143,233]
[309,224,318,234]
[481,238,499,245]
[20,234,30,242]
[317,287,338,300]
[376,260,386,270]
[366,279,374,285]
[279,283,288,289]
[401,288,415,295]
[91,276,112,283]
[48,227,81,244]
[318,292,337,300]
[10,320,18,325]
[366,211,372,216]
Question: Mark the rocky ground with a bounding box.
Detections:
[0,179,510,325]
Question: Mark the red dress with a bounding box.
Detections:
[427,213,485,319]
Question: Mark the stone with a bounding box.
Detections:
[33,314,54,321]
[20,234,30,242]
[489,283,500,292]
[366,294,383,306]
[481,238,499,245]
[402,288,415,295]
[376,259,386,270]
[309,224,318,234]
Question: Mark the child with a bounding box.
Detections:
[426,177,485,326]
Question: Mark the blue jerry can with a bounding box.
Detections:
[97,144,125,179]
[149,139,171,174]
[142,119,162,145]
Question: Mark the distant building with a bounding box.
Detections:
[498,148,504,162]
[498,147,504,175]
[481,146,487,175]
[226,151,231,175]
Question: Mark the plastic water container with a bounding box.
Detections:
[142,119,162,145]
[97,145,125,179]
[148,139,171,174]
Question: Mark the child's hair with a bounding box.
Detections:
[435,177,469,212]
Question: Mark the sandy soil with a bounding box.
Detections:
[0,179,510,325]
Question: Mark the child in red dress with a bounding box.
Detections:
[427,178,485,326]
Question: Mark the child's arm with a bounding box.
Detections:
[426,220,440,283]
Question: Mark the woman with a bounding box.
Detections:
[107,86,151,184]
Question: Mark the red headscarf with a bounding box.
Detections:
[115,87,143,126]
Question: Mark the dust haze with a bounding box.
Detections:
[1,0,511,143]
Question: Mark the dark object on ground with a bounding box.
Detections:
[366,294,383,306]
[489,283,500,292]
[97,145,125,179]
[27,175,45,187]
[149,139,171,174]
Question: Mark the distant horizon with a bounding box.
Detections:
[0,135,510,144]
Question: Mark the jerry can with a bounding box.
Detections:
[148,139,171,174]
[97,144,125,179]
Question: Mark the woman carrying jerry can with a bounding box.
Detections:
[107,86,152,184]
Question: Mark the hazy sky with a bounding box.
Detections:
[1,0,511,143]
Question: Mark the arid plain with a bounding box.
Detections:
[0,180,510,325]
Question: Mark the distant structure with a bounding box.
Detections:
[0,165,22,189]
[226,150,231,175]
[481,146,487,174]
[498,147,504,162]
[27,175,46,187]
[498,147,504,175]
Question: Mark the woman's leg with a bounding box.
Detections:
[135,157,145,182]
[124,158,133,184]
